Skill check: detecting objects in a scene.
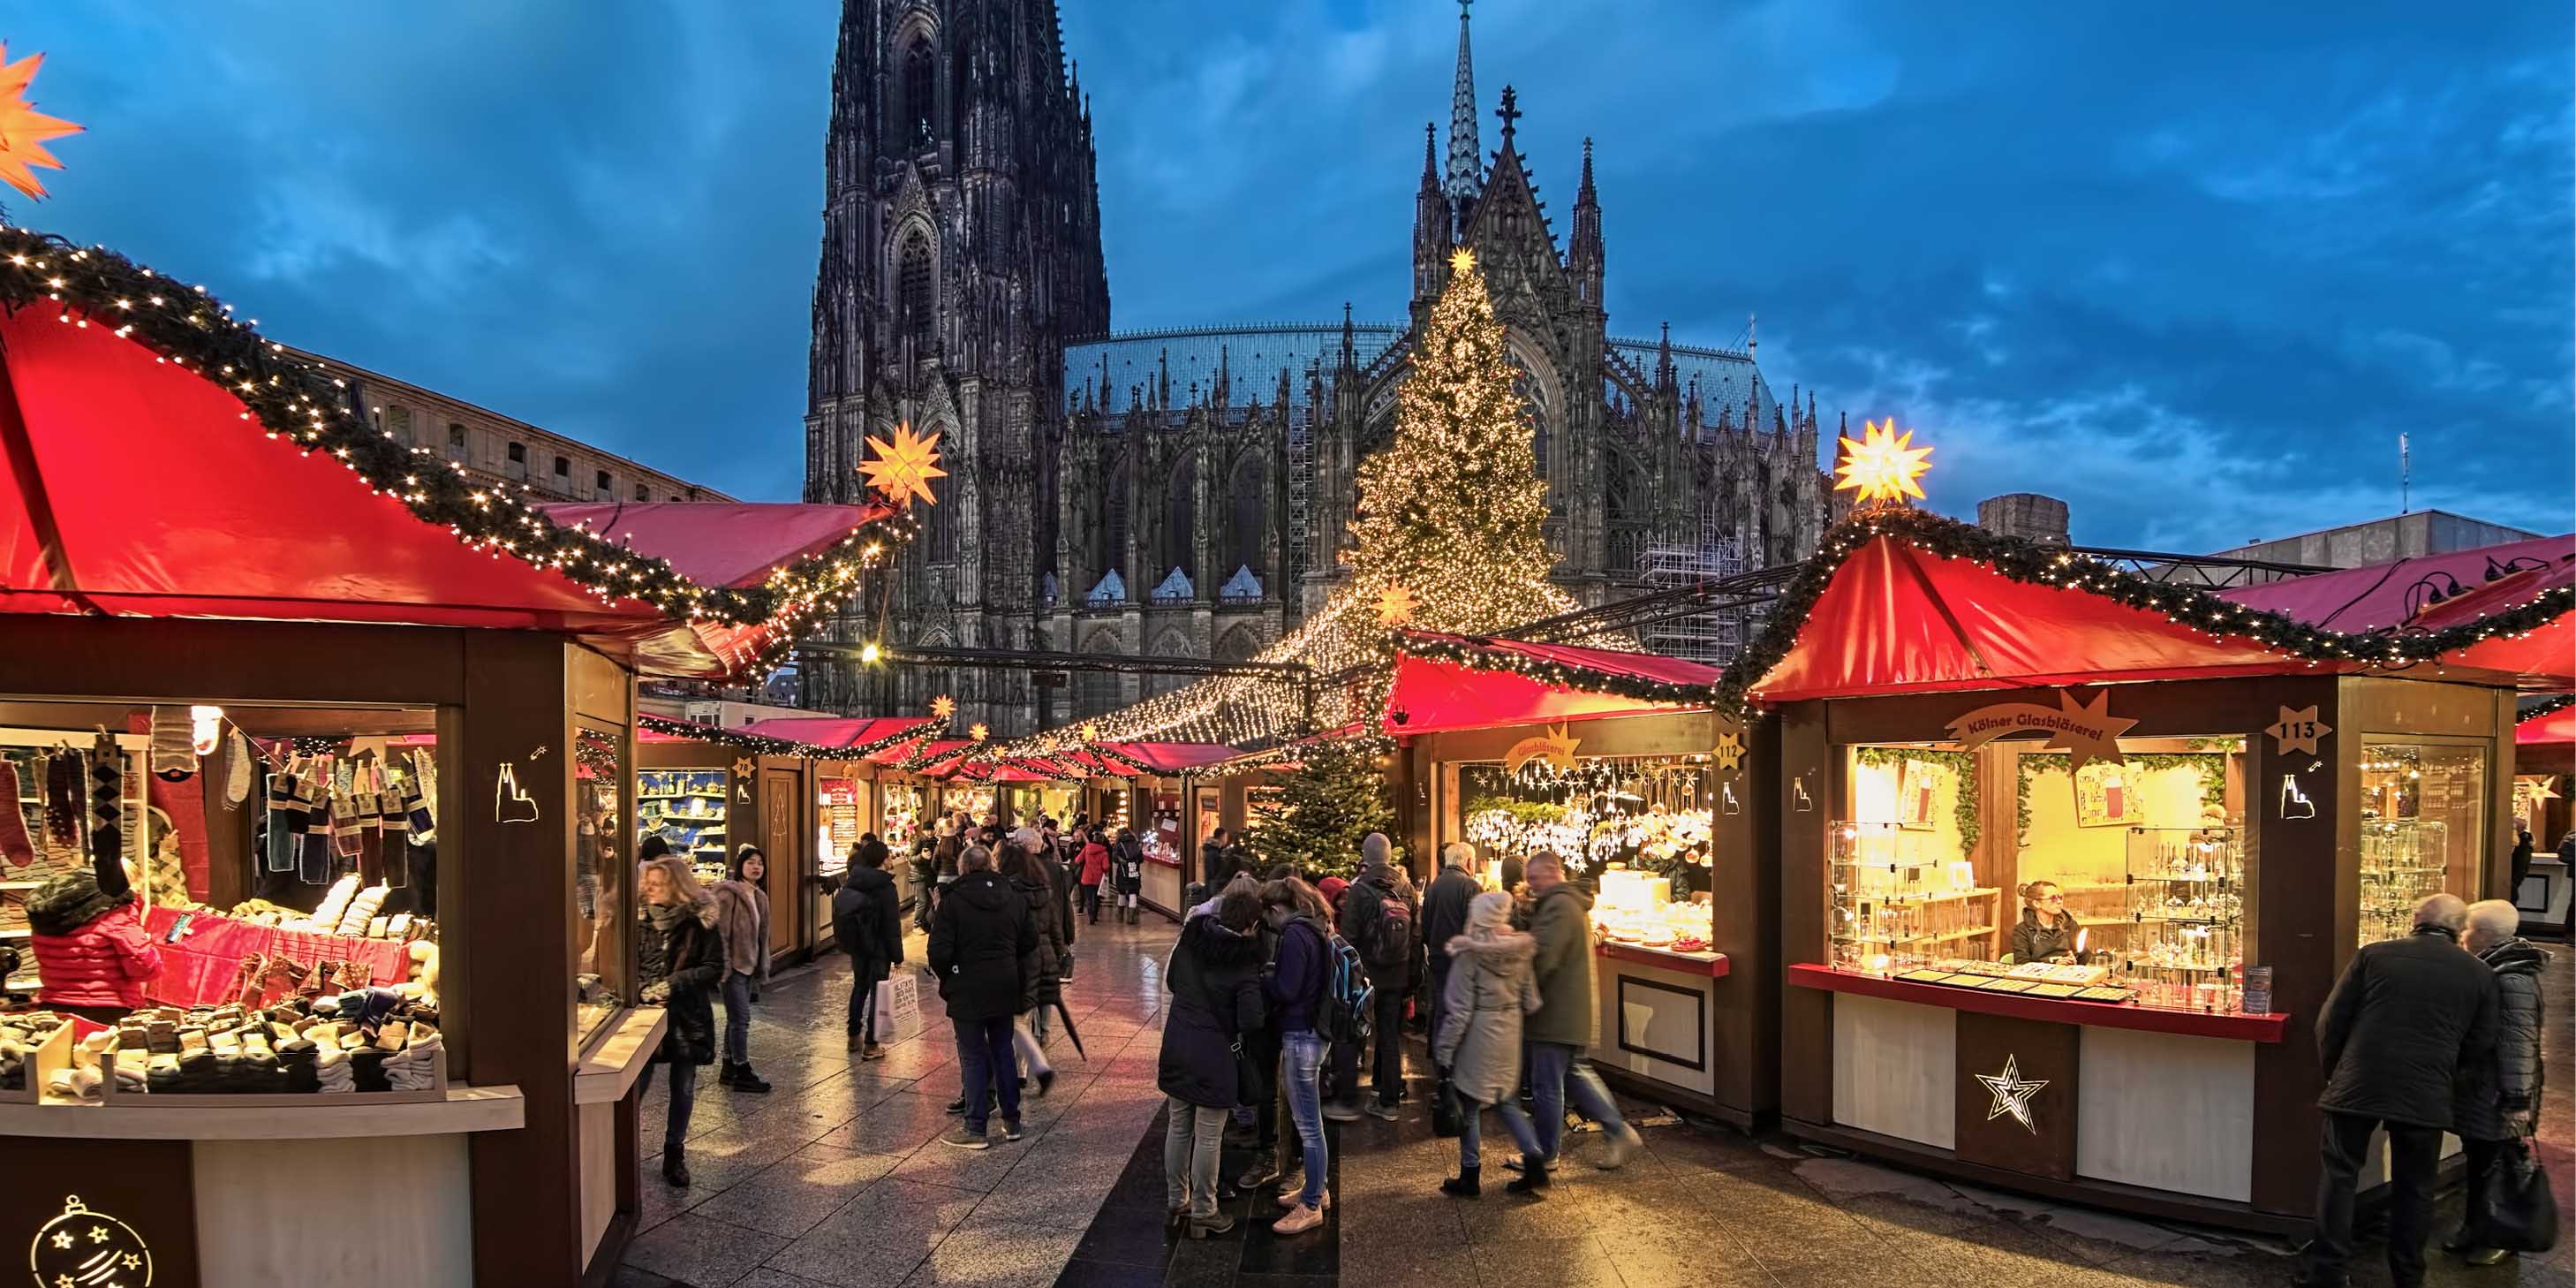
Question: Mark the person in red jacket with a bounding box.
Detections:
[1076,828,1112,925]
[27,866,163,1022]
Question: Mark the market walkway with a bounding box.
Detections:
[619,920,2575,1288]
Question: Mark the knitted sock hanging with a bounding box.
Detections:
[87,734,122,881]
[147,706,198,782]
[0,758,33,868]
[223,730,254,809]
[43,750,79,850]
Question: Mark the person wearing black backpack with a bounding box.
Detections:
[1260,876,1338,1236]
[1329,834,1416,1123]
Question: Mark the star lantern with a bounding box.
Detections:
[857,421,948,510]
[1448,246,1477,274]
[968,723,989,743]
[929,694,957,721]
[1376,582,1416,626]
[1833,419,1933,507]
[1080,723,1100,742]
[0,45,80,201]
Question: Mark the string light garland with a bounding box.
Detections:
[2521,693,2575,723]
[1394,631,1720,708]
[0,228,918,679]
[634,712,930,761]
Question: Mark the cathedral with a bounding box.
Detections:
[801,0,1839,735]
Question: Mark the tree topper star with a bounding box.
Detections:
[1448,246,1477,274]
[0,45,80,201]
[1834,418,1933,505]
[1975,1053,2050,1133]
[857,421,948,509]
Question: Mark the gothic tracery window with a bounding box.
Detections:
[1223,451,1268,593]
[903,40,935,146]
[898,233,933,350]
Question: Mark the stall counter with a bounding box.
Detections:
[1589,943,1733,1115]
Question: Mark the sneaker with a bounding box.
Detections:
[1272,1203,1326,1236]
[1002,1118,1025,1142]
[938,1126,992,1150]
[845,1033,863,1055]
[1275,1186,1330,1210]
[729,1063,773,1095]
[1364,1101,1399,1122]
[862,1042,885,1062]
[1322,1102,1363,1123]
[945,1098,967,1116]
[1235,1163,1283,1191]
[1596,1123,1642,1169]
[2464,1249,2513,1267]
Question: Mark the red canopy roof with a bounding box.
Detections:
[735,716,937,757]
[2519,704,2574,747]
[2219,533,2574,633]
[1749,532,2317,702]
[535,501,892,590]
[0,303,675,636]
[2406,557,2574,689]
[1386,631,1717,733]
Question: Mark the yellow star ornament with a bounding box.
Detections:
[858,421,948,509]
[1834,419,1933,506]
[0,45,80,201]
[968,723,990,743]
[1376,582,1416,626]
[1449,246,1477,274]
[929,694,957,721]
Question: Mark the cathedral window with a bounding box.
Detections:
[1223,452,1268,591]
[898,233,933,349]
[1159,455,1196,588]
[903,39,935,146]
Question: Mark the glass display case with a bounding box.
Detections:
[2359,738,2482,946]
[1828,821,2000,972]
[2122,824,2244,1011]
[640,768,731,884]
[2358,819,2449,946]
[574,726,629,1043]
[1590,868,1712,951]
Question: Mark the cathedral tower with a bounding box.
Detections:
[802,0,1109,727]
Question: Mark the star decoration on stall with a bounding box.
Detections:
[1377,582,1416,626]
[730,758,754,777]
[1945,690,2136,771]
[2264,705,2332,758]
[1713,731,1746,773]
[0,45,80,201]
[968,723,990,742]
[1832,419,1934,506]
[929,694,957,721]
[1080,723,1100,742]
[857,421,948,510]
[1503,724,1583,776]
[1975,1054,2050,1133]
[2518,775,2561,810]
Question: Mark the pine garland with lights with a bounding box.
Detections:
[1392,630,1719,709]
[2520,693,2575,723]
[0,227,917,678]
[635,712,932,761]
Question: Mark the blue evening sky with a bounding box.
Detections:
[17,1,2572,549]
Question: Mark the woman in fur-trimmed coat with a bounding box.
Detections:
[1433,891,1544,1199]
[638,857,724,1188]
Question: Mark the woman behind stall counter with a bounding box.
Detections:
[2011,881,2082,963]
[636,856,724,1188]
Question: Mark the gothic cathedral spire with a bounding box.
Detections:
[1442,0,1483,225]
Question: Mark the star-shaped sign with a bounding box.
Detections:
[1503,724,1582,777]
[857,421,948,510]
[1376,582,1416,626]
[1945,690,2137,771]
[1975,1053,2050,1133]
[2264,705,2332,759]
[2517,775,2561,807]
[1713,731,1746,774]
[929,694,957,722]
[730,758,754,778]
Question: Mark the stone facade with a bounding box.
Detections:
[1976,493,2071,545]
[801,1,1836,733]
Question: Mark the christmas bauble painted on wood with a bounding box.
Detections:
[27,1194,153,1287]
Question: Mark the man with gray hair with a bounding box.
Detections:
[2298,893,2501,1287]
[1420,841,1484,1133]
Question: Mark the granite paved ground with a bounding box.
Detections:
[618,917,2575,1288]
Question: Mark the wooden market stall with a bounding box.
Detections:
[1750,509,2531,1232]
[1386,632,1774,1127]
[0,231,911,1286]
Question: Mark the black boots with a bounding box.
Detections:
[1440,1165,1481,1198]
[724,1061,772,1093]
[1505,1158,1548,1194]
[661,1149,691,1187]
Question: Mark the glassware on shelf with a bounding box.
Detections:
[2121,823,2246,1012]
[1829,821,1997,973]
[2356,819,2449,947]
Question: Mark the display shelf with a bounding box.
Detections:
[574,1006,667,1105]
[0,1020,72,1104]
[0,1083,522,1139]
[1597,942,1731,977]
[1928,925,1998,941]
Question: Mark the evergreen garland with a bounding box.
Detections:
[2013,752,2228,845]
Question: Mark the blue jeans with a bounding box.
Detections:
[1459,1095,1543,1172]
[953,1015,1020,1133]
[638,1058,698,1155]
[721,970,754,1064]
[1281,1031,1331,1208]
[1527,1040,1626,1163]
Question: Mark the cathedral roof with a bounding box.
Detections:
[1605,337,1778,428]
[1066,323,1403,414]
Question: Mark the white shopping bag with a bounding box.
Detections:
[874,968,922,1040]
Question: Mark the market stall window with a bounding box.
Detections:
[879,783,922,852]
[1830,736,2253,1012]
[639,768,731,885]
[2358,739,2484,945]
[1456,755,1714,950]
[574,726,628,1043]
[1,700,448,1101]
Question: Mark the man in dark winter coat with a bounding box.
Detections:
[1330,833,1416,1121]
[928,845,1035,1148]
[2445,898,2550,1267]
[833,844,906,1059]
[1201,828,1239,891]
[2298,894,2502,1288]
[1510,851,1640,1188]
[1420,841,1481,1122]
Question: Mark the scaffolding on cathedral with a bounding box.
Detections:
[1635,504,1759,665]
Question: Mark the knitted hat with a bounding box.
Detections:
[26,871,125,937]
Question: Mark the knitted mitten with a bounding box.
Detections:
[0,759,33,868]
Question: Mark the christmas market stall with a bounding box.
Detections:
[1386,630,1773,1125]
[0,231,918,1286]
[1752,504,2538,1232]
[2513,698,2573,933]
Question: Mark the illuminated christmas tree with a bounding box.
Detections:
[1349,247,1568,632]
